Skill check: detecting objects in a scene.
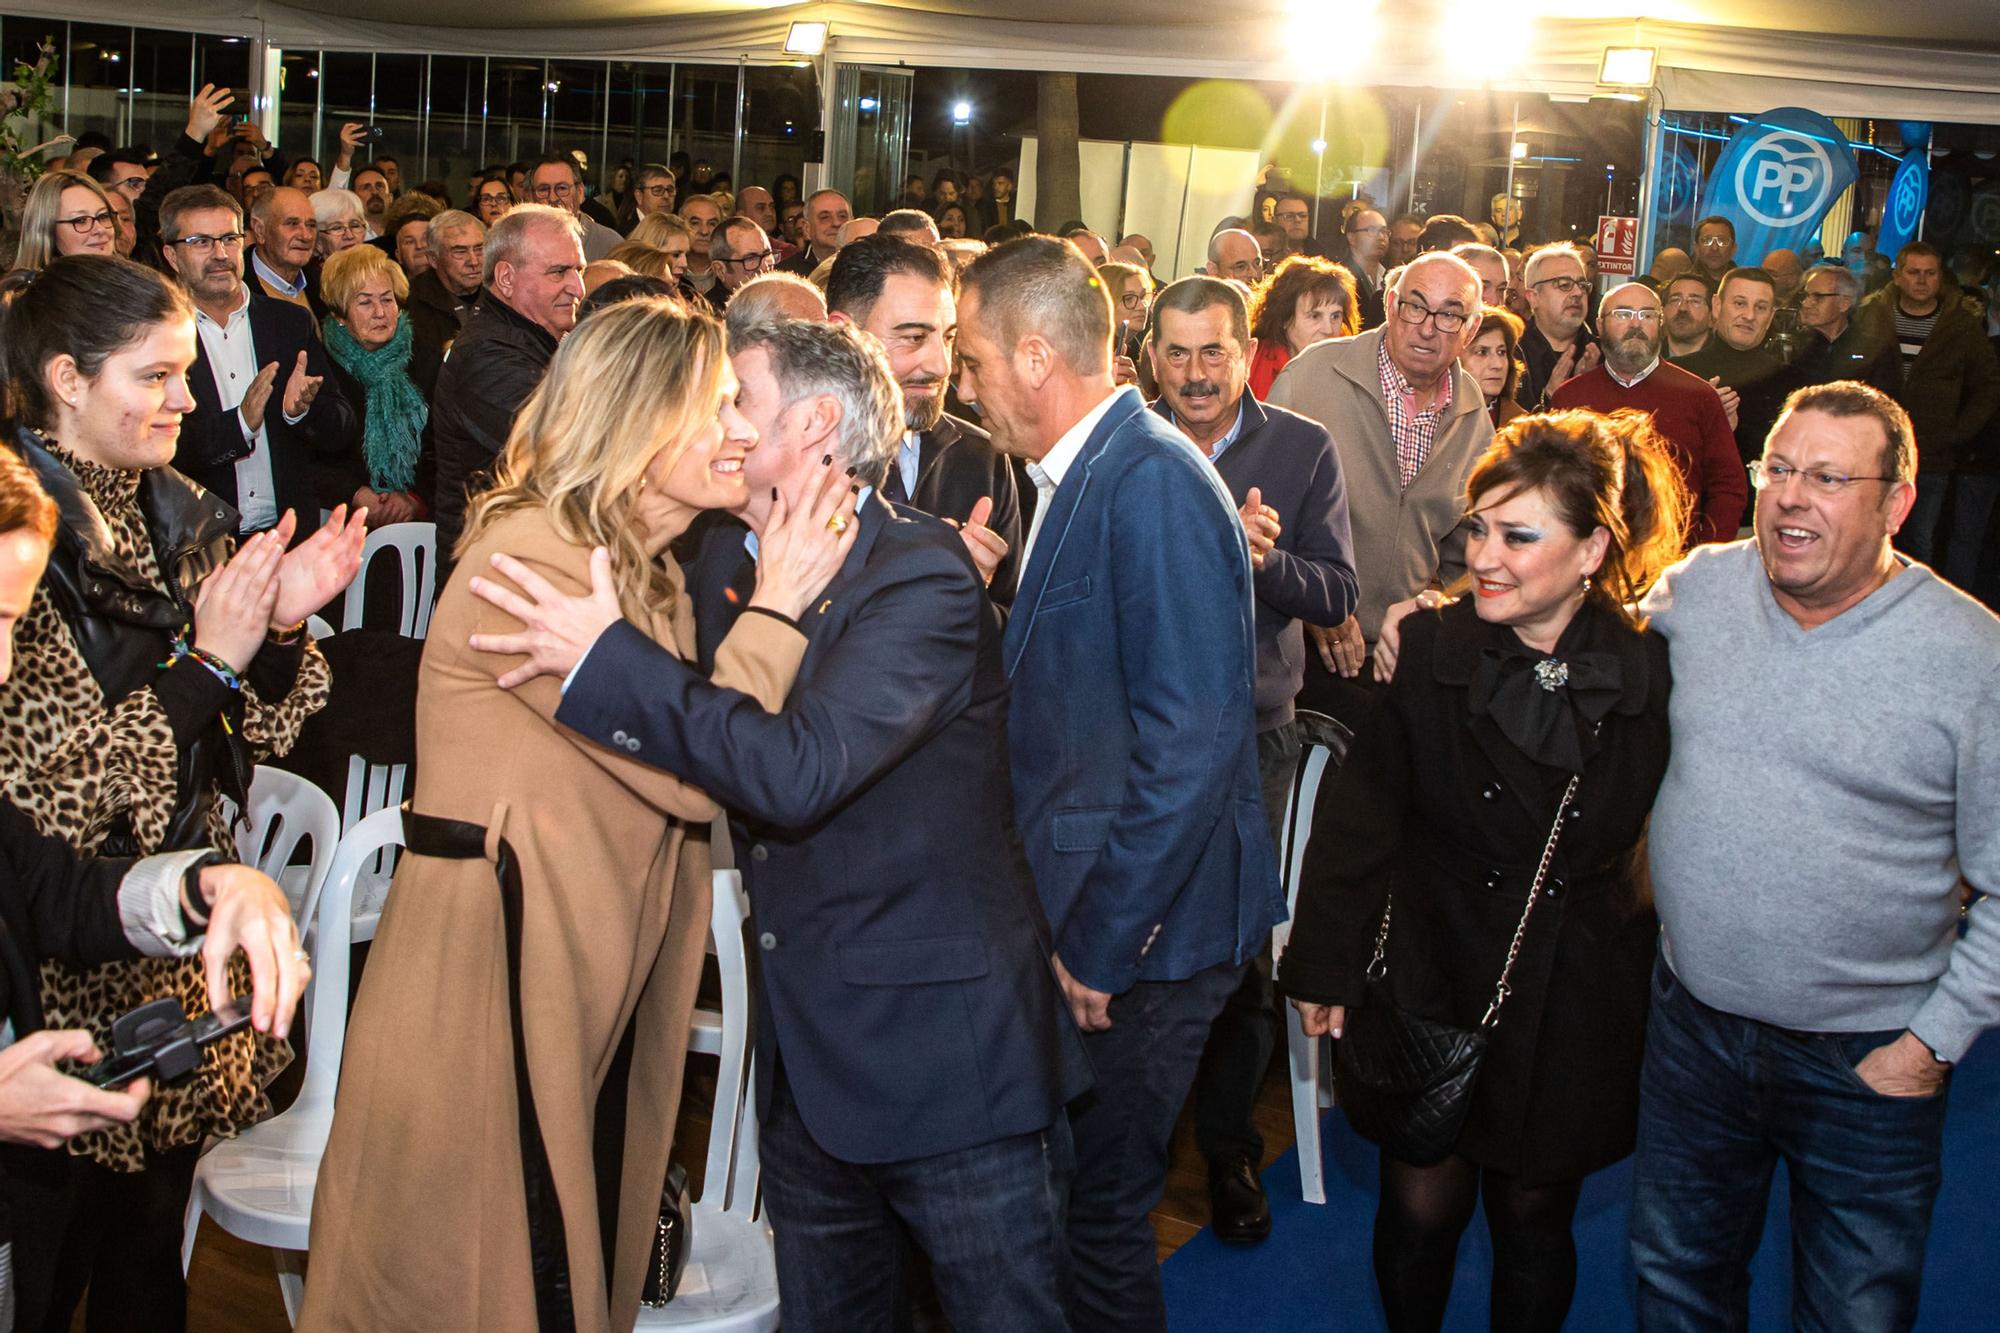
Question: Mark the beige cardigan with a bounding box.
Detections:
[1267,326,1495,641]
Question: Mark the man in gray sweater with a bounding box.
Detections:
[1630,380,2000,1331]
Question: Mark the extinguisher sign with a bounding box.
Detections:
[1597,216,1640,276]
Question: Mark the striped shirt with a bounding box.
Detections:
[1377,336,1453,490]
[1893,301,1940,373]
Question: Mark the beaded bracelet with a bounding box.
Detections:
[186,645,244,691]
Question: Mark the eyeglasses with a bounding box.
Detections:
[1349,224,1387,237]
[1531,275,1588,295]
[57,209,114,234]
[477,191,511,204]
[726,250,776,270]
[1748,460,1894,495]
[1393,296,1469,332]
[1276,210,1309,222]
[320,220,366,237]
[531,181,577,199]
[1604,307,1662,323]
[1799,290,1845,304]
[1665,293,1709,308]
[1697,235,1734,248]
[639,184,674,198]
[1118,291,1149,310]
[171,231,246,253]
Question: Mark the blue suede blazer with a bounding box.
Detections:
[558,497,1091,1164]
[1002,388,1283,994]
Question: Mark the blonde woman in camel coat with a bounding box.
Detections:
[300,299,861,1332]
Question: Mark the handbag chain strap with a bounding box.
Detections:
[1480,773,1580,1029]
[1360,772,1582,1026]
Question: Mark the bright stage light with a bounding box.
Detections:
[1599,45,1657,87]
[952,101,972,125]
[1286,0,1379,78]
[1441,2,1531,76]
[1311,137,1327,155]
[785,21,829,56]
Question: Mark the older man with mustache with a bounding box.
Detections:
[1550,281,1748,543]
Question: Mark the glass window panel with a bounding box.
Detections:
[317,50,372,181]
[65,23,131,148]
[129,27,196,157]
[426,54,485,208]
[610,60,675,176]
[676,64,738,196]
[274,48,320,178]
[192,33,252,101]
[740,65,814,201]
[545,58,607,189]
[486,58,546,168]
[370,52,423,186]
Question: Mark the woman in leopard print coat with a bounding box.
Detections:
[0,256,364,1331]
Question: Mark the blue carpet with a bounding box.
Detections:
[1162,1032,2000,1330]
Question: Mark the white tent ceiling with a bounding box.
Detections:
[20,1,2000,121]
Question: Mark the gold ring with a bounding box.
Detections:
[826,514,851,535]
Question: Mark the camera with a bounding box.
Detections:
[85,997,252,1090]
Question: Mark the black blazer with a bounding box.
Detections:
[887,413,1024,603]
[1279,598,1671,1184]
[557,499,1092,1163]
[173,290,357,541]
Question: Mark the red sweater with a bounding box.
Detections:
[1549,361,1749,545]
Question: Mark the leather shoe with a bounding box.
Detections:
[1207,1154,1271,1242]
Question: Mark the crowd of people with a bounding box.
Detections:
[0,80,1996,1333]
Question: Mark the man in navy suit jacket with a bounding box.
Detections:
[1148,275,1359,1242]
[957,236,1283,1330]
[473,320,1090,1332]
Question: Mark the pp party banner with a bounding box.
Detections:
[1698,108,1859,265]
[1876,151,1929,261]
[1652,138,1701,231]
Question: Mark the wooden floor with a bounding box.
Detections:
[99,1053,1299,1330]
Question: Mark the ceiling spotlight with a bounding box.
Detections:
[858,96,878,112]
[785,21,829,56]
[952,101,972,126]
[1598,46,1657,87]
[1511,140,1529,160]
[1311,137,1327,155]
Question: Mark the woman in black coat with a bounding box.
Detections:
[1279,409,1689,1333]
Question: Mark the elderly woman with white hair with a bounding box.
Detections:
[310,187,369,258]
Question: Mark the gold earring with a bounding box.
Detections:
[1581,573,1593,594]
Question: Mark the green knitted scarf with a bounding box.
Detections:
[322,313,427,494]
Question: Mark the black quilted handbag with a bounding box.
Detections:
[1335,774,1579,1167]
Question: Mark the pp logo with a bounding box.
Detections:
[1889,165,1924,236]
[1971,190,2000,245]
[1736,129,1833,227]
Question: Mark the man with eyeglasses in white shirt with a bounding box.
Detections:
[632,163,677,221]
[526,152,624,262]
[157,184,356,543]
[1516,242,1601,410]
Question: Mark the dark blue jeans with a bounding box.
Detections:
[759,1064,1075,1333]
[1068,959,1246,1332]
[1630,953,1950,1333]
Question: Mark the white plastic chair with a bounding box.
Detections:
[1270,711,1351,1206]
[634,868,779,1330]
[324,521,435,935]
[223,766,342,929]
[181,804,406,1324]
[340,520,437,639]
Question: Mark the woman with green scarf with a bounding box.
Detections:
[320,244,442,526]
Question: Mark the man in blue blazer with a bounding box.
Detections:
[956,237,1284,1330]
[470,319,1091,1332]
